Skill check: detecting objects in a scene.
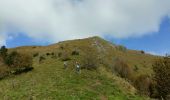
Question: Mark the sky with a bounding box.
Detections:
[0,0,170,55]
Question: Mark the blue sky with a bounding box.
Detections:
[6,34,50,48]
[0,0,170,56]
[6,17,170,55]
[105,17,170,55]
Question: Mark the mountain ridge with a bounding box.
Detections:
[0,36,159,99]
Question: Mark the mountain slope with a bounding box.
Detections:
[0,36,158,99]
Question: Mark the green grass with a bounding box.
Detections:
[0,58,147,100]
[0,36,158,99]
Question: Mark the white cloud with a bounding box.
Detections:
[0,34,6,46]
[147,51,168,56]
[0,0,170,44]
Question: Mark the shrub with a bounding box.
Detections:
[72,50,79,56]
[11,53,33,68]
[153,57,170,99]
[1,51,33,78]
[32,46,36,48]
[0,57,3,62]
[51,52,54,55]
[81,48,99,70]
[39,56,45,63]
[11,66,33,75]
[116,45,127,52]
[33,53,39,57]
[0,46,8,61]
[61,52,71,61]
[133,65,139,72]
[60,46,64,50]
[0,65,9,79]
[5,51,33,74]
[141,50,145,54]
[5,51,18,66]
[113,58,133,79]
[58,52,62,57]
[149,81,159,98]
[46,53,50,56]
[134,74,151,95]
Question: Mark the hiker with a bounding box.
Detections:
[64,61,68,69]
[75,61,81,74]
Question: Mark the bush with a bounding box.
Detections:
[134,74,151,95]
[60,46,64,50]
[133,65,139,72]
[39,56,45,63]
[51,53,57,59]
[5,51,18,66]
[141,50,145,54]
[61,52,71,61]
[72,50,79,56]
[0,65,9,79]
[0,57,3,62]
[33,53,39,57]
[32,46,36,48]
[113,58,133,79]
[0,46,8,61]
[116,45,127,52]
[46,53,50,56]
[5,51,33,75]
[81,48,99,70]
[11,67,33,75]
[153,57,170,99]
[0,51,33,78]
[11,53,32,69]
[58,52,62,57]
[149,81,159,98]
[51,52,54,55]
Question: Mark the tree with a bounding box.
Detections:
[0,46,8,60]
[81,47,99,70]
[153,57,170,100]
[113,58,133,79]
[5,51,18,66]
[5,51,33,69]
[134,74,151,95]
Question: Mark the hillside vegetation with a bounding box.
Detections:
[0,36,160,100]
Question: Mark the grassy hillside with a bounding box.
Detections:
[0,36,159,99]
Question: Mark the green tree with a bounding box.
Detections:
[5,51,33,68]
[113,58,133,79]
[153,56,170,100]
[0,46,8,60]
[5,51,18,66]
[81,47,99,70]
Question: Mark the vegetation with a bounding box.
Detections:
[81,51,99,70]
[33,52,39,57]
[39,56,46,63]
[133,74,151,96]
[141,50,145,54]
[5,51,19,66]
[153,56,170,100]
[46,52,50,56]
[72,50,79,56]
[116,45,127,52]
[58,52,62,57]
[113,58,133,79]
[0,46,8,61]
[0,47,33,79]
[0,36,159,99]
[60,51,71,61]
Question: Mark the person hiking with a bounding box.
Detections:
[75,61,81,74]
[64,61,68,69]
